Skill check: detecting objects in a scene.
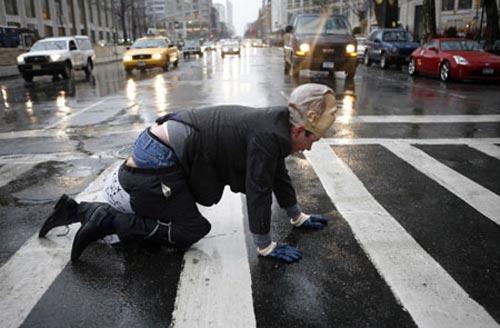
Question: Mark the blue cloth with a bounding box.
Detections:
[132,128,179,168]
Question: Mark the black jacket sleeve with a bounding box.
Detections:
[273,159,298,209]
[245,133,280,234]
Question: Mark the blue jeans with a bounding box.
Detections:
[132,128,178,168]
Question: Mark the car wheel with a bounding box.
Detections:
[439,61,451,81]
[22,73,33,82]
[173,59,179,68]
[84,58,93,77]
[346,67,356,80]
[221,54,225,58]
[284,61,290,74]
[408,57,418,76]
[380,53,388,69]
[289,63,300,78]
[364,51,372,66]
[163,60,169,72]
[61,61,72,80]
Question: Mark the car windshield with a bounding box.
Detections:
[223,42,239,47]
[185,40,199,47]
[441,40,483,51]
[382,31,413,42]
[31,40,67,51]
[295,16,350,35]
[131,39,167,49]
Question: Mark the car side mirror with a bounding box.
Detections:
[429,46,438,52]
[126,46,130,50]
[285,25,293,33]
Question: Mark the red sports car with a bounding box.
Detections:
[408,38,500,81]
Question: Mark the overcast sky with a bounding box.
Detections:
[213,0,261,36]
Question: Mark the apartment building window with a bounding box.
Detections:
[58,27,66,36]
[288,0,294,9]
[458,0,472,9]
[97,2,102,26]
[44,25,54,37]
[303,0,310,6]
[441,0,454,11]
[88,3,94,23]
[25,0,36,17]
[42,0,51,19]
[55,0,64,17]
[104,7,109,27]
[5,0,19,15]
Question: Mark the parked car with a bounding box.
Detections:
[122,36,180,74]
[203,41,217,51]
[363,28,419,69]
[408,38,500,81]
[17,36,95,82]
[183,39,203,58]
[0,26,20,47]
[221,40,241,58]
[284,14,358,79]
[356,36,367,62]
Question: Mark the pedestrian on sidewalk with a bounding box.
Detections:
[39,83,338,263]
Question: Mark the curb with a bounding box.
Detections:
[0,56,122,80]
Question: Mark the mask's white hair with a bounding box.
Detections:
[287,83,335,127]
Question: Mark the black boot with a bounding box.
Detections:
[71,205,116,262]
[39,194,78,238]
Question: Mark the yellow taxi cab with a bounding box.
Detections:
[122,36,180,74]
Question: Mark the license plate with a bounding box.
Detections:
[32,64,41,70]
[137,61,145,67]
[482,67,494,75]
[322,62,334,69]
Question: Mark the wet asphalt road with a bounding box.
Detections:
[1,47,500,328]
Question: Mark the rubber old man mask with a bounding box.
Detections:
[288,83,337,138]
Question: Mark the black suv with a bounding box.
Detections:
[284,14,358,79]
[363,28,419,69]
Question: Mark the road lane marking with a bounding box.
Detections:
[321,138,500,145]
[383,142,500,226]
[171,188,256,328]
[335,115,500,124]
[0,162,120,328]
[305,143,499,328]
[43,99,108,130]
[469,144,500,160]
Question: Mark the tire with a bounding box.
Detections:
[408,57,418,76]
[284,61,290,74]
[84,58,93,77]
[364,51,372,66]
[380,53,388,69]
[22,73,33,82]
[173,59,178,68]
[163,60,169,72]
[289,63,300,77]
[346,67,357,80]
[221,54,225,58]
[439,61,451,82]
[61,61,72,80]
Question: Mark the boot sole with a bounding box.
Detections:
[38,194,70,238]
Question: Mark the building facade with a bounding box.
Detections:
[165,0,214,40]
[0,0,122,45]
[146,0,167,28]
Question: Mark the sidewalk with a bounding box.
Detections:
[0,45,126,79]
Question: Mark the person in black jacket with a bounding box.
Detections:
[39,83,338,263]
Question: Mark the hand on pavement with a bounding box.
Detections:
[258,242,302,263]
[290,213,328,230]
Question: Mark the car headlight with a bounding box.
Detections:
[123,55,132,62]
[299,43,310,52]
[17,55,25,64]
[233,47,239,51]
[453,55,469,65]
[50,54,61,62]
[346,44,356,53]
[152,53,162,60]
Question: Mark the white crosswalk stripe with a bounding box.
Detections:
[306,141,500,328]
